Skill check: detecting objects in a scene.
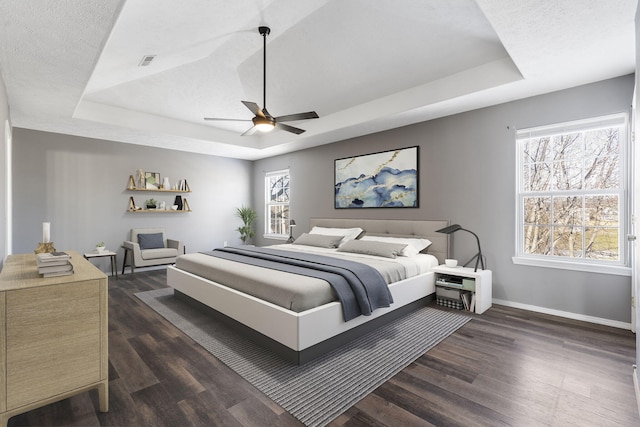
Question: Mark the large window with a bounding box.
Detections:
[514,114,629,274]
[265,169,291,238]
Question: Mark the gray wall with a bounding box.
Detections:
[0,68,9,268]
[635,1,640,374]
[12,129,252,272]
[253,75,635,324]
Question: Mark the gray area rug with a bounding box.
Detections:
[136,288,471,427]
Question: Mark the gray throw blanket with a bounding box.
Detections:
[203,246,393,321]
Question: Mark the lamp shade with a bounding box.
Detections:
[290,219,296,227]
[435,224,462,234]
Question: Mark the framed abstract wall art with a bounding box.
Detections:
[334,146,419,208]
[144,172,161,190]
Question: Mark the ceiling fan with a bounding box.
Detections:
[204,26,319,136]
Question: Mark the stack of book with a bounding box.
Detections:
[36,251,73,277]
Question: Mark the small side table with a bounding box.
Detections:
[432,265,492,314]
[84,250,118,280]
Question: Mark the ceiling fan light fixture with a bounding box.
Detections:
[253,116,275,132]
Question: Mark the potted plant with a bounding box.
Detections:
[145,198,157,209]
[96,241,106,253]
[236,206,257,244]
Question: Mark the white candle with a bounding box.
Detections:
[43,222,50,243]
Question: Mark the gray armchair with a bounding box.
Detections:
[122,228,184,274]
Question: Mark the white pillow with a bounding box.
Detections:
[337,240,407,259]
[360,235,432,256]
[293,233,344,248]
[309,226,364,246]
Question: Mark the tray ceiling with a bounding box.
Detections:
[0,0,635,160]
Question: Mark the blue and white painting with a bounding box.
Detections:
[334,146,418,208]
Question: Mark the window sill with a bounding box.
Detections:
[512,256,631,276]
[263,234,288,240]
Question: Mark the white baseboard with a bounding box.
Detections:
[634,365,640,418]
[492,299,632,330]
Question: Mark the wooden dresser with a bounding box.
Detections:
[0,251,108,426]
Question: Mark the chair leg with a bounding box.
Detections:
[129,249,134,274]
[121,249,126,275]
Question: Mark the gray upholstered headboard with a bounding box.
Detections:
[309,218,449,264]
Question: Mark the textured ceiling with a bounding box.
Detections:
[0,0,636,160]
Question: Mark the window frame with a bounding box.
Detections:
[263,169,291,240]
[513,113,631,276]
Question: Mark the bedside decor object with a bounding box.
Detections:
[35,222,56,253]
[43,222,50,242]
[144,172,160,190]
[334,146,418,209]
[34,242,56,254]
[436,224,485,271]
[174,195,183,210]
[96,241,106,253]
[145,198,157,209]
[445,259,458,267]
[286,219,297,243]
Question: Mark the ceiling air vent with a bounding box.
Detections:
[138,55,156,67]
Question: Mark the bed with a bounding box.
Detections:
[167,218,449,364]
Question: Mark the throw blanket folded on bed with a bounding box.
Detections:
[202,246,393,321]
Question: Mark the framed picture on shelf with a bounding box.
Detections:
[144,172,160,190]
[334,146,419,209]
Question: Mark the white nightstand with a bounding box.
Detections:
[432,265,492,314]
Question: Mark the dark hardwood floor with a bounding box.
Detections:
[8,269,639,426]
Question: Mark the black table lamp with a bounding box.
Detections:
[435,224,485,271]
[286,219,297,243]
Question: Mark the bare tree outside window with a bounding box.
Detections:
[517,115,626,264]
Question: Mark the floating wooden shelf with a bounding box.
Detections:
[127,196,191,213]
[127,175,191,192]
[126,176,192,212]
[127,209,192,213]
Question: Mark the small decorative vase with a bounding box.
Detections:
[162,177,170,189]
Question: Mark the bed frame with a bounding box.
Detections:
[167,218,449,364]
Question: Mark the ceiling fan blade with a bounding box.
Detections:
[275,122,306,135]
[275,111,319,122]
[203,117,251,122]
[241,125,260,136]
[241,101,265,118]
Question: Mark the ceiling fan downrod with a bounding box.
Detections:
[259,26,270,112]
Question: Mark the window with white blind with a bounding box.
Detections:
[264,169,291,239]
[514,113,630,275]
